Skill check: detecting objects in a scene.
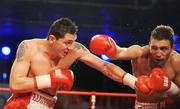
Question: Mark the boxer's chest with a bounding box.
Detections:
[29,51,78,76]
[29,53,53,76]
[132,58,175,79]
[132,58,151,76]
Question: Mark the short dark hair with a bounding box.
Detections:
[47,17,78,39]
[150,25,174,47]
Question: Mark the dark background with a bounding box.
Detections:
[1,0,180,108]
[0,0,180,93]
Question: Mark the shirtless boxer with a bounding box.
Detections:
[3,18,139,109]
[89,25,180,109]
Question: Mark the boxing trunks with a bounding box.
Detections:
[135,99,166,109]
[4,91,57,109]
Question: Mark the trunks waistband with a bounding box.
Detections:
[30,91,57,107]
[135,99,166,109]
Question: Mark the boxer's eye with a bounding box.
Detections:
[64,41,73,46]
[160,47,168,51]
[151,46,158,50]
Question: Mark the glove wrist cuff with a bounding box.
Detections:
[166,81,179,96]
[123,73,137,89]
[34,74,51,89]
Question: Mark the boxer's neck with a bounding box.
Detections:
[148,56,165,69]
[40,40,60,61]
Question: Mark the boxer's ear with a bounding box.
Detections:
[48,35,56,43]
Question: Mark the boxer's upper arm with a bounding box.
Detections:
[112,45,148,60]
[175,74,180,96]
[10,41,34,92]
[75,42,103,68]
[74,42,101,68]
[79,52,104,70]
[79,49,126,83]
[81,53,127,83]
[172,53,180,96]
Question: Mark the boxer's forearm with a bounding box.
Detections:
[10,77,35,93]
[101,62,127,83]
[101,62,137,89]
[113,45,145,60]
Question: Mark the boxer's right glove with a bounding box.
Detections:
[89,34,117,57]
[135,75,152,95]
[33,69,74,90]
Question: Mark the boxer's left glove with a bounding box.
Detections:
[33,69,74,90]
[89,34,117,57]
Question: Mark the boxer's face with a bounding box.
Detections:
[49,33,77,58]
[149,39,173,66]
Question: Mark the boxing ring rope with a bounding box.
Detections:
[0,87,136,109]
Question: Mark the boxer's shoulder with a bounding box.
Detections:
[24,39,46,52]
[171,51,180,74]
[73,42,90,53]
[141,45,150,56]
[16,40,32,61]
[16,39,45,62]
[133,46,149,62]
[171,51,180,61]
[18,39,37,50]
[170,51,180,67]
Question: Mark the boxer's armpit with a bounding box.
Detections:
[16,41,28,62]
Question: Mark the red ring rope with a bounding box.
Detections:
[0,87,136,97]
[0,87,136,109]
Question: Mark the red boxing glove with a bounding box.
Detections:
[149,68,171,92]
[34,69,74,90]
[135,68,171,95]
[135,76,152,95]
[50,69,74,90]
[89,34,117,57]
[134,68,179,96]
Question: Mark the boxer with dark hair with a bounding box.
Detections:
[90,25,180,109]
[4,18,138,109]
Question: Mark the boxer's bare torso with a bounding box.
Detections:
[30,39,76,95]
[132,46,178,102]
[10,38,88,95]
